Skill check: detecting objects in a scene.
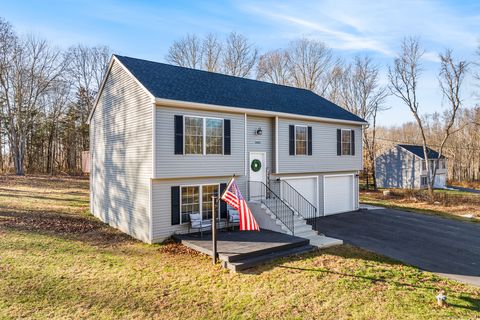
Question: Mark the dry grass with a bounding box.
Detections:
[361,188,480,221]
[1,175,479,319]
[450,180,480,190]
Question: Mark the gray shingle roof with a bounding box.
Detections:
[398,144,446,159]
[115,55,367,123]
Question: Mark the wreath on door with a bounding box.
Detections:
[251,159,262,172]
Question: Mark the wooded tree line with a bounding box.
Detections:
[1,17,479,184]
[166,33,480,188]
[0,18,109,175]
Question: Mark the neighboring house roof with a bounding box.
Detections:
[112,55,367,124]
[398,144,446,159]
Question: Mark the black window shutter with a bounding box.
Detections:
[289,125,295,155]
[174,115,183,155]
[307,126,312,156]
[224,119,231,155]
[351,130,355,156]
[337,129,341,156]
[171,186,180,225]
[219,183,228,219]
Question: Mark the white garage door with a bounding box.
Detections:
[434,174,446,188]
[282,177,317,208]
[324,175,354,215]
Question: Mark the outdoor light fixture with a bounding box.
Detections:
[256,127,263,135]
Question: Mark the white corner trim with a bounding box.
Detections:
[151,99,157,178]
[149,179,153,243]
[244,114,247,177]
[275,116,279,173]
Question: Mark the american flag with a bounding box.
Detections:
[221,178,260,231]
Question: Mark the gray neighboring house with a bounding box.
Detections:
[375,144,448,190]
[88,55,367,243]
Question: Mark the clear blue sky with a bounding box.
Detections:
[2,0,479,126]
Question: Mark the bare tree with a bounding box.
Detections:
[0,28,66,175]
[222,32,258,77]
[434,48,468,186]
[341,56,388,189]
[65,45,110,108]
[201,33,222,72]
[388,37,467,198]
[256,49,291,85]
[287,38,334,94]
[388,37,434,195]
[166,34,202,69]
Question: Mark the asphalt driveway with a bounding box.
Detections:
[315,208,480,286]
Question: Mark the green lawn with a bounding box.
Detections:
[1,176,479,319]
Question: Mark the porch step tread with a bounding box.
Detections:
[224,244,316,272]
[219,237,309,262]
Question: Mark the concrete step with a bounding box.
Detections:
[308,236,343,248]
[224,244,316,272]
[293,224,313,234]
[295,230,318,238]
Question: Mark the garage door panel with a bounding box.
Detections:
[324,175,354,215]
[282,177,317,209]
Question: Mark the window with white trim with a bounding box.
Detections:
[206,118,223,155]
[180,184,219,223]
[421,176,428,186]
[341,129,352,155]
[180,186,200,223]
[295,126,307,155]
[184,117,203,154]
[184,116,223,155]
[201,185,219,220]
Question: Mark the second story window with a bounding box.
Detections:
[422,161,426,171]
[184,116,223,155]
[289,125,312,156]
[185,116,203,154]
[206,118,223,154]
[295,126,307,155]
[341,129,352,155]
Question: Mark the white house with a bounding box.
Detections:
[88,55,367,243]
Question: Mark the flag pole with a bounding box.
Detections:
[214,174,236,265]
[211,195,217,265]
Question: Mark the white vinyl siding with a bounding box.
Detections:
[151,176,247,242]
[278,118,362,174]
[90,60,153,243]
[155,106,244,178]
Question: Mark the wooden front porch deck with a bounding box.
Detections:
[173,230,315,272]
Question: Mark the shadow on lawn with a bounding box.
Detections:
[0,210,134,247]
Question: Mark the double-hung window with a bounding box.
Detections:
[295,126,307,155]
[289,125,312,156]
[421,176,428,186]
[180,184,219,223]
[184,117,204,154]
[341,129,352,155]
[206,118,223,155]
[184,116,223,155]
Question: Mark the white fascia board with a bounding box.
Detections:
[154,97,368,126]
